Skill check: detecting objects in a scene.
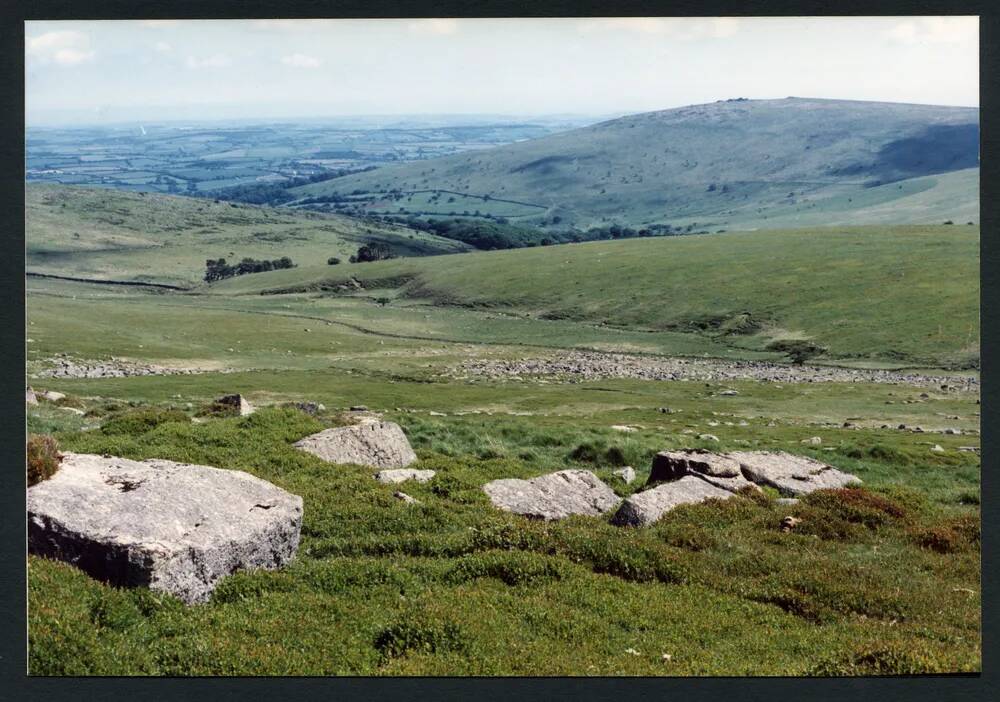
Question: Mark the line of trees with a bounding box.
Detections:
[204,256,296,282]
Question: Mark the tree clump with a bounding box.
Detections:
[204,256,296,282]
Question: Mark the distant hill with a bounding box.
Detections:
[26,184,470,286]
[290,97,979,230]
[211,223,980,368]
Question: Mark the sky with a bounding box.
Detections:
[25,17,979,126]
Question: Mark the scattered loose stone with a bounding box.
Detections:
[611,425,637,433]
[27,453,303,605]
[698,434,719,442]
[776,497,800,506]
[613,466,636,484]
[291,401,325,415]
[40,390,66,402]
[944,428,962,435]
[35,356,237,379]
[718,389,739,396]
[931,445,945,453]
[60,407,85,416]
[393,491,421,505]
[482,470,620,521]
[611,476,735,527]
[375,468,436,484]
[958,446,980,453]
[349,405,369,412]
[802,436,822,445]
[429,411,447,417]
[448,351,979,390]
[295,421,417,469]
[729,451,861,497]
[215,394,255,417]
[780,516,802,532]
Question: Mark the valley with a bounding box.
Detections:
[25,97,981,676]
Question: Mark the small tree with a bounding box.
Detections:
[375,296,391,307]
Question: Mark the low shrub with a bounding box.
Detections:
[910,514,980,553]
[811,645,942,675]
[445,551,567,586]
[101,408,189,436]
[374,618,468,660]
[27,434,62,486]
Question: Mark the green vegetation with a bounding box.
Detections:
[204,256,296,282]
[212,225,980,368]
[24,126,981,675]
[28,404,980,675]
[292,98,978,231]
[26,184,470,286]
[26,434,62,487]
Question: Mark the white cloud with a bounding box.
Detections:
[408,19,459,35]
[281,53,322,68]
[578,17,740,40]
[154,41,172,53]
[26,30,95,65]
[185,54,232,69]
[885,17,977,45]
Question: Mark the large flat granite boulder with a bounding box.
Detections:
[611,475,735,527]
[728,450,861,496]
[27,452,302,604]
[294,421,417,469]
[483,469,620,521]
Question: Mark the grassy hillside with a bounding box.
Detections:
[290,98,979,230]
[26,184,471,286]
[212,225,980,368]
[25,279,982,675]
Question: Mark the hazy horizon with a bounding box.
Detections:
[26,17,979,126]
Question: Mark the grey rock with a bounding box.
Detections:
[349,405,369,412]
[291,401,325,415]
[613,466,636,484]
[216,394,255,417]
[944,428,962,435]
[41,390,66,402]
[375,468,436,484]
[931,444,945,453]
[393,491,421,505]
[483,469,620,521]
[647,450,740,485]
[729,451,861,497]
[718,389,739,396]
[698,433,720,442]
[26,386,37,405]
[611,476,735,527]
[27,453,302,605]
[294,421,417,469]
[776,497,800,505]
[801,436,823,445]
